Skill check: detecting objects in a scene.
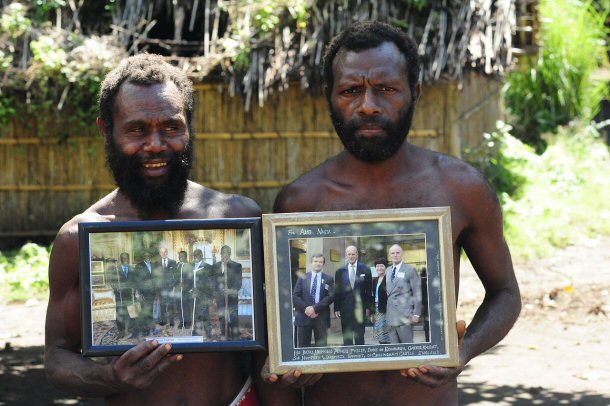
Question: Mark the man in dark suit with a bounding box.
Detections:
[181,249,210,335]
[156,245,178,325]
[134,250,157,335]
[210,245,242,339]
[386,244,422,343]
[106,252,136,337]
[293,254,335,347]
[333,245,372,345]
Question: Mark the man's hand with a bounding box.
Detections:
[259,357,323,388]
[304,306,318,318]
[410,315,420,324]
[400,320,467,387]
[109,340,183,392]
[334,311,341,318]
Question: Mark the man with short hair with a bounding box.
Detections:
[107,252,136,337]
[333,245,372,345]
[45,53,262,405]
[155,246,178,325]
[210,245,242,339]
[261,21,520,405]
[386,244,422,344]
[292,254,335,347]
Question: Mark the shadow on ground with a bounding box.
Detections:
[459,381,610,406]
[0,345,103,405]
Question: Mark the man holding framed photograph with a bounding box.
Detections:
[259,20,521,405]
[45,54,262,405]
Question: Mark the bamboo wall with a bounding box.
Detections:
[0,72,502,238]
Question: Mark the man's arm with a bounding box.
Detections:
[314,275,334,313]
[405,177,521,386]
[44,221,181,397]
[291,276,307,312]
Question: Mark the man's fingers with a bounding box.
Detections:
[456,320,467,341]
[116,340,160,366]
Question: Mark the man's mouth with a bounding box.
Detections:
[142,160,169,176]
[143,161,167,168]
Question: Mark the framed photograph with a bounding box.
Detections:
[262,207,458,374]
[78,218,265,357]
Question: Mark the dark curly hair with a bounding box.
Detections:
[98,53,195,136]
[323,21,421,102]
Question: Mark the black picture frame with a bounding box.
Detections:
[79,218,265,356]
[262,208,458,374]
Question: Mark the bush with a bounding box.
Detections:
[0,242,50,303]
[504,0,609,149]
[466,121,610,259]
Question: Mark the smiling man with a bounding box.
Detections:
[45,54,261,405]
[261,21,521,405]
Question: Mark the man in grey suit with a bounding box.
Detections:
[386,244,422,343]
[292,254,335,347]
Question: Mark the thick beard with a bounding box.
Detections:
[330,101,415,162]
[105,138,192,218]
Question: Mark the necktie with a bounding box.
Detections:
[123,265,128,277]
[311,273,318,303]
[349,264,355,288]
[392,266,397,282]
[163,258,167,269]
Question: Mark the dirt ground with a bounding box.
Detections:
[1,236,609,405]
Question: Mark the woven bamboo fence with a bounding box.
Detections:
[0,72,501,238]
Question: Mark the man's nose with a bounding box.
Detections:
[357,88,381,116]
[143,129,166,153]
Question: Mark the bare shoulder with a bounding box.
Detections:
[273,163,330,213]
[416,148,502,233]
[185,181,262,218]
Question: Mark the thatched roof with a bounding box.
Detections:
[124,0,519,110]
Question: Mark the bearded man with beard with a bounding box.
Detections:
[45,54,263,405]
[257,21,521,405]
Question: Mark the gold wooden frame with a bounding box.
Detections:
[262,207,458,374]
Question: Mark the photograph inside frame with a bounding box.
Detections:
[86,226,255,350]
[289,233,430,349]
[266,209,457,372]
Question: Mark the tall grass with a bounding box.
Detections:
[504,0,609,148]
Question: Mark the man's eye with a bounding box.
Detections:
[379,86,395,92]
[341,88,360,95]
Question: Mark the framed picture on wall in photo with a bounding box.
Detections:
[262,207,458,374]
[78,218,265,356]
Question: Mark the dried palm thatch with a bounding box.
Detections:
[118,0,518,110]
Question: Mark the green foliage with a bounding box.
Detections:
[0,2,31,37]
[466,121,610,259]
[0,243,50,303]
[504,0,609,149]
[0,1,124,136]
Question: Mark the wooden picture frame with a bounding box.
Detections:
[262,207,458,374]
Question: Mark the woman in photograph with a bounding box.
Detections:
[372,258,390,344]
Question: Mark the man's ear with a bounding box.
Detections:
[97,117,110,145]
[413,83,422,105]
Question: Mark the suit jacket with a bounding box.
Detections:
[154,258,178,295]
[385,262,422,327]
[293,271,335,327]
[372,276,388,313]
[134,260,156,301]
[210,260,242,310]
[107,263,135,304]
[334,261,372,318]
[178,261,212,320]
